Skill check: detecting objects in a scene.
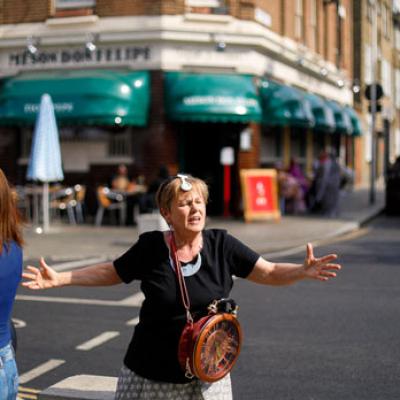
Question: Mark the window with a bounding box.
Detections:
[395,26,400,50]
[395,128,400,157]
[381,58,392,98]
[290,128,306,168]
[385,4,391,39]
[260,128,283,167]
[364,44,372,84]
[185,0,228,15]
[366,0,373,22]
[396,69,400,109]
[294,0,304,41]
[365,115,372,162]
[310,0,318,50]
[56,0,95,9]
[394,0,400,14]
[108,132,131,158]
[20,129,32,159]
[382,3,391,39]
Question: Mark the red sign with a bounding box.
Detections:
[240,169,280,221]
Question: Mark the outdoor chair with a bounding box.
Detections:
[50,187,76,224]
[71,184,86,223]
[95,186,126,226]
[13,186,31,221]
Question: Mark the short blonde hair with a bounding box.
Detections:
[156,175,209,212]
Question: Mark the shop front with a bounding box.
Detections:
[164,72,262,216]
[259,79,363,180]
[259,79,315,174]
[0,69,150,214]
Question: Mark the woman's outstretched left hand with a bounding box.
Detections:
[303,243,341,281]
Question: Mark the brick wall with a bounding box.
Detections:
[1,0,50,23]
[0,128,21,185]
[238,0,255,19]
[238,122,260,169]
[255,0,282,35]
[161,0,185,14]
[282,0,296,40]
[140,71,177,183]
[96,0,184,17]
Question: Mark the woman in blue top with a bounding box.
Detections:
[0,168,24,400]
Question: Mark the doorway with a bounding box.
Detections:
[178,122,245,215]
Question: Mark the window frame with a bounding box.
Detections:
[309,0,318,50]
[55,0,96,10]
[294,0,304,41]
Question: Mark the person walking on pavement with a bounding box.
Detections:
[309,150,342,217]
[22,174,341,400]
[0,168,24,400]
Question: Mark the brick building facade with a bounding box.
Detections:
[0,0,369,217]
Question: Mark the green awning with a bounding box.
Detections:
[344,106,363,136]
[0,70,150,126]
[164,72,261,123]
[304,93,335,132]
[325,100,353,135]
[260,80,315,128]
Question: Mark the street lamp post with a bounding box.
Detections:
[369,0,378,205]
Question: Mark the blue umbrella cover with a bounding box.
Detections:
[27,93,64,182]
[26,94,64,232]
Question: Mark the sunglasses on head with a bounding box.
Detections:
[176,174,192,191]
[158,174,193,197]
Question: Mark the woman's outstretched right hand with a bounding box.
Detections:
[22,257,60,290]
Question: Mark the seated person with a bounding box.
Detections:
[111,164,136,193]
[110,164,138,225]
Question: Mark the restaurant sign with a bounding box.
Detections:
[6,45,151,69]
[24,102,74,114]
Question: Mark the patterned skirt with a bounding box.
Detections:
[115,365,232,400]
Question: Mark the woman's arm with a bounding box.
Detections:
[247,243,341,286]
[22,257,122,290]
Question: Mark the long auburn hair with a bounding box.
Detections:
[0,168,24,253]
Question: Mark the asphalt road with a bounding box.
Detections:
[14,215,400,399]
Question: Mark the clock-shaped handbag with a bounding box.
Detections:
[169,234,243,382]
[178,300,242,382]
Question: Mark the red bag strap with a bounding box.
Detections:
[169,232,194,324]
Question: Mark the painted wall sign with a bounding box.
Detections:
[6,46,151,68]
[240,168,280,222]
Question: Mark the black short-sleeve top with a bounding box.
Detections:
[113,228,259,383]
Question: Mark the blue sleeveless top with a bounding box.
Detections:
[0,241,22,348]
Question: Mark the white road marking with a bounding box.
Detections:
[16,292,144,307]
[117,292,145,306]
[50,257,109,272]
[19,359,65,384]
[76,331,120,351]
[126,316,140,326]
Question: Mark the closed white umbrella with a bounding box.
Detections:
[27,93,64,233]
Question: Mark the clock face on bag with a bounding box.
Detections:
[193,314,242,382]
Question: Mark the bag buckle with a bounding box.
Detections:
[185,358,195,379]
[208,298,238,315]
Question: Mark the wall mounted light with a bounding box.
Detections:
[240,128,252,151]
[27,36,39,55]
[352,80,361,94]
[85,33,98,53]
[211,33,226,52]
[320,67,328,76]
[297,57,306,67]
[216,41,226,52]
